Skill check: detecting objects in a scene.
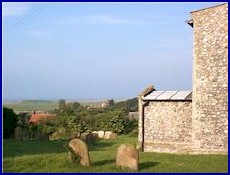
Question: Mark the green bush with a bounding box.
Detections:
[3,107,18,139]
[92,109,136,134]
[17,113,31,127]
[40,119,56,135]
[50,99,138,137]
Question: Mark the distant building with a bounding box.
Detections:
[29,113,55,124]
[138,3,228,154]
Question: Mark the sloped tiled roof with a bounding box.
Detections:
[29,114,55,124]
[143,91,192,101]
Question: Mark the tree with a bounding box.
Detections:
[58,99,66,111]
[108,99,115,106]
[3,107,18,139]
[113,98,138,112]
[17,113,30,127]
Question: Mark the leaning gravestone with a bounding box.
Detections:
[116,144,139,171]
[68,138,90,166]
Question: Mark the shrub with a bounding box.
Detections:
[92,109,136,134]
[51,100,138,137]
[3,107,18,139]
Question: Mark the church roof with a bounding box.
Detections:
[143,91,192,101]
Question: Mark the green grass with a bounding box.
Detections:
[3,100,58,113]
[3,135,228,173]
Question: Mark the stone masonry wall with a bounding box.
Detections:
[137,97,144,149]
[143,101,192,154]
[191,3,228,154]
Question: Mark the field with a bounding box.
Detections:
[3,135,228,173]
[3,100,58,113]
[3,100,110,113]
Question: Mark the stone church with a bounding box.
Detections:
[138,3,228,154]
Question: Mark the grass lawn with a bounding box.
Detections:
[3,135,228,173]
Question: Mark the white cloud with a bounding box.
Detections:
[56,15,151,26]
[2,2,32,17]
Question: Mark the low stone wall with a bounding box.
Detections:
[143,101,192,154]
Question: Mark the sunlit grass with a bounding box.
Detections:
[3,135,228,172]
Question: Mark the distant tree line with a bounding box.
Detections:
[112,98,138,112]
[3,97,138,140]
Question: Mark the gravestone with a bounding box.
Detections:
[14,126,23,140]
[22,127,29,141]
[68,138,90,166]
[34,129,48,141]
[91,132,99,139]
[34,129,43,140]
[80,132,95,145]
[116,144,138,171]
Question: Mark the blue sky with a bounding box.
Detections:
[2,2,222,100]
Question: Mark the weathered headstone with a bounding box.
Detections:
[116,144,138,171]
[14,126,23,140]
[104,131,117,140]
[34,129,43,140]
[98,131,105,138]
[68,138,90,166]
[80,132,95,145]
[22,127,29,141]
[91,131,99,139]
[34,129,50,141]
[86,133,97,145]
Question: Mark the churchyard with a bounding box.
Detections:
[3,98,228,173]
[3,134,227,173]
[3,2,228,173]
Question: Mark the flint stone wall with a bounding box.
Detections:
[143,101,192,154]
[191,3,228,154]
